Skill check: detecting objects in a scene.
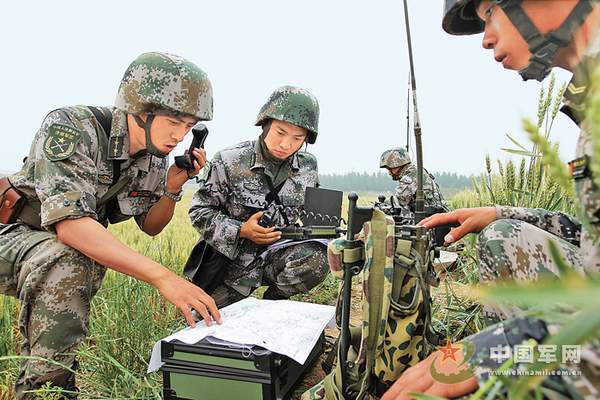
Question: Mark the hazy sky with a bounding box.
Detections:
[0,0,578,176]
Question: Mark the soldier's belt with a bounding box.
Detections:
[0,177,42,229]
[0,177,25,225]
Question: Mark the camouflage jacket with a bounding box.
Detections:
[392,164,447,212]
[9,106,166,231]
[464,30,600,398]
[189,140,319,290]
[496,30,600,274]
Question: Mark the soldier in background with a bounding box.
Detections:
[383,0,600,399]
[379,147,448,215]
[0,52,221,398]
[188,86,329,308]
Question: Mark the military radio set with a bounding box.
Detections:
[333,1,446,397]
[174,124,209,171]
[257,187,347,240]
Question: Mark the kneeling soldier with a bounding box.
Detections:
[0,52,221,399]
[189,86,329,308]
[379,147,448,215]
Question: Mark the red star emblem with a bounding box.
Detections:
[439,340,460,363]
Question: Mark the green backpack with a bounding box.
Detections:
[303,205,442,399]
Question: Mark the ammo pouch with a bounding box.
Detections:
[0,177,25,225]
[303,210,437,400]
[183,240,230,294]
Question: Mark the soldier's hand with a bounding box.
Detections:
[155,271,222,327]
[240,211,282,245]
[166,148,207,190]
[381,350,478,400]
[418,207,496,244]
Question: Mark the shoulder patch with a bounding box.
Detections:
[43,123,83,161]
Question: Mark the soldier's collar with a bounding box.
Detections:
[250,140,300,172]
[107,110,130,161]
[560,30,600,126]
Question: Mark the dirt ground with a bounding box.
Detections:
[291,283,364,399]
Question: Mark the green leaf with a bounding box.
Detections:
[500,148,539,157]
[472,275,600,309]
[504,133,528,150]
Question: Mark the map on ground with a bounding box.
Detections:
[148,297,335,373]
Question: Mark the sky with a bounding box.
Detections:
[0,0,579,176]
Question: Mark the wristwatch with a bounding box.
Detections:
[163,189,183,202]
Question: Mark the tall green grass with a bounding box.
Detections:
[453,75,574,215]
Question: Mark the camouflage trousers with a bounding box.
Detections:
[476,218,599,399]
[213,241,328,308]
[476,218,584,322]
[0,223,106,399]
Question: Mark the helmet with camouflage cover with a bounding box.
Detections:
[115,52,213,158]
[442,0,484,35]
[115,52,213,120]
[380,147,411,169]
[442,0,595,81]
[255,86,319,144]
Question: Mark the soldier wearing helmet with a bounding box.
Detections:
[0,52,221,398]
[379,147,447,215]
[383,1,600,399]
[188,85,328,308]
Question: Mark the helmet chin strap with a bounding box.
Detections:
[496,0,595,81]
[132,114,169,159]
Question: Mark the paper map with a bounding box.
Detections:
[148,297,335,373]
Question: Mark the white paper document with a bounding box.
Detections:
[148,297,335,373]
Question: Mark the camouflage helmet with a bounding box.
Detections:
[442,0,595,81]
[255,86,319,144]
[379,148,411,169]
[442,0,484,35]
[115,52,213,120]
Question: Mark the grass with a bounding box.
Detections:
[0,190,479,399]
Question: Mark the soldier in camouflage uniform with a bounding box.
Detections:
[379,147,448,214]
[0,52,221,398]
[383,1,600,399]
[189,86,329,308]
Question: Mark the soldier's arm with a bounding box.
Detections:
[142,148,206,236]
[188,155,244,260]
[55,217,221,326]
[32,111,220,326]
[495,206,581,245]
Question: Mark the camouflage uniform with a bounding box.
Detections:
[439,5,600,398]
[1,106,166,398]
[0,52,213,398]
[392,164,447,213]
[189,139,328,306]
[379,148,447,214]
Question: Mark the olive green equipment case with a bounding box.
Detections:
[161,334,324,400]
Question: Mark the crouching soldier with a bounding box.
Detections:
[383,0,600,399]
[0,52,221,399]
[188,86,329,308]
[379,147,448,215]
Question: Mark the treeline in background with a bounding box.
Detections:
[319,170,472,197]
